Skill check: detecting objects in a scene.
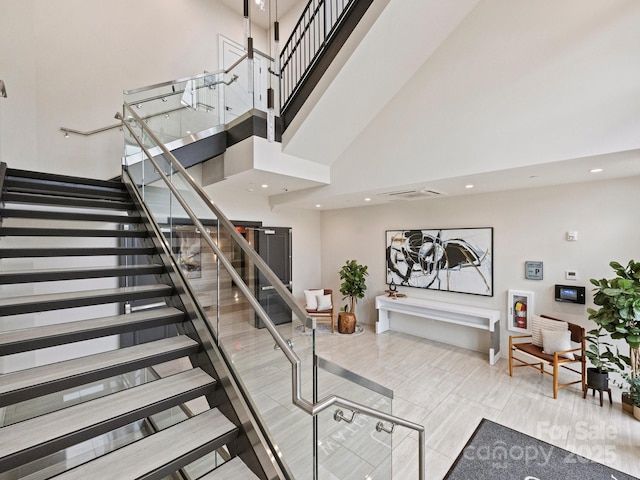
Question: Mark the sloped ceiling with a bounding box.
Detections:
[270,0,640,209]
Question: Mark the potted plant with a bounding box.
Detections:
[584,325,626,390]
[338,259,368,333]
[588,260,640,410]
[621,374,640,421]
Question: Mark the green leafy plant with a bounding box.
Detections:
[584,325,626,373]
[587,260,640,376]
[628,375,640,407]
[339,259,368,314]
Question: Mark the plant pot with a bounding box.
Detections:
[338,312,356,334]
[622,392,634,414]
[634,405,640,421]
[586,367,609,391]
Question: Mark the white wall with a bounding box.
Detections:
[0,0,265,179]
[319,176,640,355]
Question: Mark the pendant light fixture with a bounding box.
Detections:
[243,0,250,49]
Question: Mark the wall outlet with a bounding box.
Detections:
[565,270,577,280]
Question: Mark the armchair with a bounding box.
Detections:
[303,289,335,333]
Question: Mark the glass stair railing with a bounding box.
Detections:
[122,48,279,163]
[117,97,426,479]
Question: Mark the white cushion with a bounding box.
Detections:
[531,315,568,347]
[542,329,575,360]
[316,293,333,311]
[304,289,324,310]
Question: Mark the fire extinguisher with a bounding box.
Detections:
[515,301,527,328]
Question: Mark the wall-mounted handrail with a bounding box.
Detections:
[61,70,241,138]
[117,103,426,479]
[59,123,121,137]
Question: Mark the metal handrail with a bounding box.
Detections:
[123,54,249,96]
[59,123,121,137]
[117,104,426,479]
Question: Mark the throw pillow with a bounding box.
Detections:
[531,315,568,347]
[304,289,324,310]
[542,329,575,360]
[316,294,333,311]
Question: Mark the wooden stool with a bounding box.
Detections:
[583,386,612,407]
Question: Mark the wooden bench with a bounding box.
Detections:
[509,314,585,399]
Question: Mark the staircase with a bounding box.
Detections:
[0,167,273,479]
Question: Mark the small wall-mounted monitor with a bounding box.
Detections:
[554,284,586,304]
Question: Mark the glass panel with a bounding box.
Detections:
[316,363,393,479]
[120,102,404,479]
[121,108,316,477]
[223,57,254,123]
[123,72,228,145]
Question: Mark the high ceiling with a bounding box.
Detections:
[214,0,640,210]
[217,0,303,29]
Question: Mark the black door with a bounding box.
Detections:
[254,227,292,328]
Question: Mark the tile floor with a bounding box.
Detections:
[306,323,640,479]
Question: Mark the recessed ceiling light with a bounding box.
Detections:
[247,188,254,192]
[261,184,269,188]
[364,198,371,202]
[590,168,603,173]
[315,204,321,208]
[465,184,474,189]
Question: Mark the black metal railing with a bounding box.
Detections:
[280,0,354,114]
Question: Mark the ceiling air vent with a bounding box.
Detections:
[379,188,444,201]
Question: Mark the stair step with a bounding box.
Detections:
[0,368,216,473]
[1,191,135,211]
[0,335,199,408]
[0,306,185,355]
[0,284,173,316]
[0,226,148,238]
[199,457,259,479]
[0,264,165,285]
[0,208,140,223]
[0,246,155,259]
[6,168,127,191]
[52,408,237,480]
[4,177,129,200]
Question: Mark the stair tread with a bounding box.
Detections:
[0,284,172,309]
[4,179,129,200]
[54,408,236,480]
[0,368,215,460]
[0,307,184,353]
[6,168,127,190]
[200,457,259,479]
[0,335,197,396]
[0,208,140,223]
[1,192,134,211]
[0,264,164,284]
[0,227,147,237]
[0,246,155,258]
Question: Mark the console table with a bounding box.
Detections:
[375,295,501,365]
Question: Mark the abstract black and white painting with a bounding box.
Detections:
[386,228,493,296]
